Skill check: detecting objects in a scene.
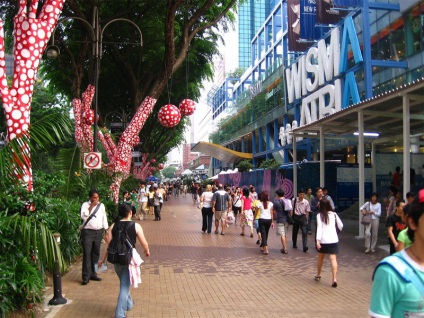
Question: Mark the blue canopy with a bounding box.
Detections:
[146,176,160,183]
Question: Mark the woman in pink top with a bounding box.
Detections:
[240,187,254,237]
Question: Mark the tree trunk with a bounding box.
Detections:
[0,0,65,191]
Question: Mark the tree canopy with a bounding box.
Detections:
[35,0,238,163]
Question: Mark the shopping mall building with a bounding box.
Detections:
[194,0,424,217]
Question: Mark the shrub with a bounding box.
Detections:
[236,160,253,172]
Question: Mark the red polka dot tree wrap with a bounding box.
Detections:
[114,96,156,178]
[179,99,196,116]
[0,0,66,191]
[72,85,95,153]
[158,104,181,128]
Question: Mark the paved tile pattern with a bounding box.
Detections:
[44,195,388,318]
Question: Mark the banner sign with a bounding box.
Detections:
[300,0,319,40]
[333,0,362,7]
[288,0,310,52]
[316,0,348,25]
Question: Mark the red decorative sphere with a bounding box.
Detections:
[83,110,95,125]
[150,167,157,172]
[179,98,196,116]
[158,163,164,170]
[158,104,181,128]
[150,158,156,164]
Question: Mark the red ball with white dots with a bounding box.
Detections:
[179,99,196,116]
[158,104,181,128]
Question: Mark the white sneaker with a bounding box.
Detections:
[365,249,370,254]
[371,249,375,253]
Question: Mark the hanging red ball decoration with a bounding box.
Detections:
[179,99,196,116]
[150,158,156,164]
[150,167,157,172]
[158,104,181,128]
[158,163,164,170]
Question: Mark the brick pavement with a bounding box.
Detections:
[43,195,387,318]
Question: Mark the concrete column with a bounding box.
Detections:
[403,95,411,196]
[293,135,297,197]
[357,110,365,238]
[319,126,325,187]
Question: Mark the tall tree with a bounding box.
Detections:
[40,0,237,159]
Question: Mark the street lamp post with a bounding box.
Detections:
[46,7,142,151]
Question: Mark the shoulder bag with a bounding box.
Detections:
[78,203,102,244]
[361,202,372,225]
[334,213,341,234]
[286,198,295,225]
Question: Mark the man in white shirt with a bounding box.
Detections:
[80,189,109,285]
[292,189,310,252]
[137,181,148,220]
[322,187,335,211]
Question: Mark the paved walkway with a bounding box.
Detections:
[43,195,387,318]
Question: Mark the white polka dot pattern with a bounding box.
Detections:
[158,104,181,128]
[179,98,196,116]
[72,86,157,203]
[0,0,65,191]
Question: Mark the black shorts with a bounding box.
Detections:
[232,206,241,214]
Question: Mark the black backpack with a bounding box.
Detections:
[107,221,134,265]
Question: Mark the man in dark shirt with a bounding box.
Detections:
[386,199,406,255]
[212,184,231,235]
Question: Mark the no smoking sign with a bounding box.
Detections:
[83,152,102,169]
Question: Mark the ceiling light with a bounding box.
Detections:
[353,132,380,137]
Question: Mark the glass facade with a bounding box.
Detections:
[238,0,277,70]
[210,0,424,170]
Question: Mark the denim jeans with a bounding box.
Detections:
[114,264,133,318]
[258,218,272,247]
[201,207,213,233]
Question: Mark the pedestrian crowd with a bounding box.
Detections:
[78,177,424,318]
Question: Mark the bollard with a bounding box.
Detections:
[48,233,67,305]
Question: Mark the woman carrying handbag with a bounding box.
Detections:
[360,192,381,254]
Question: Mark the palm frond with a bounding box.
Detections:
[0,113,73,184]
[29,113,73,150]
[55,146,82,198]
[2,213,66,273]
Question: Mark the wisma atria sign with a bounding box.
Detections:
[285,16,363,128]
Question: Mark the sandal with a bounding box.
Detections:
[250,233,254,238]
[240,233,245,236]
[214,230,218,234]
[332,282,337,288]
[314,275,321,282]
[281,249,288,254]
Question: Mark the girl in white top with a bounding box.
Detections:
[257,191,274,255]
[200,185,215,234]
[360,192,382,253]
[232,187,242,225]
[316,198,343,288]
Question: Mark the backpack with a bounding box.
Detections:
[107,221,135,265]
